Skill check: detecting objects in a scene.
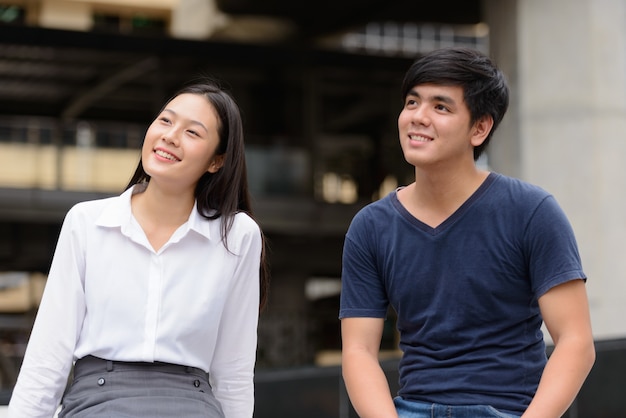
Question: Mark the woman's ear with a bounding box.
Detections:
[207,155,225,173]
[470,115,494,147]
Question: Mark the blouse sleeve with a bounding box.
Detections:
[8,205,87,418]
[208,216,262,418]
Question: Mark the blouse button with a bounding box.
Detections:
[193,379,200,388]
[97,377,105,386]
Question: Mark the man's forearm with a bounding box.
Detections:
[522,338,595,418]
[342,350,398,418]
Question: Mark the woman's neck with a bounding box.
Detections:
[130,182,196,251]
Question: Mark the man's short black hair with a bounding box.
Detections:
[401,47,510,160]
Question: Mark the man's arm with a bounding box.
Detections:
[341,317,398,418]
[522,279,595,418]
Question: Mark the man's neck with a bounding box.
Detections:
[397,165,489,228]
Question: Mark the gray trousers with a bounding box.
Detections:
[59,356,225,417]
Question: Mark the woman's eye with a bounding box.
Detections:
[159,117,171,123]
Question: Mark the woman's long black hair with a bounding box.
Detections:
[126,79,270,310]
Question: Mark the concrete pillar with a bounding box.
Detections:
[483,0,522,179]
[485,0,626,339]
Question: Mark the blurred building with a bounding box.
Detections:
[0,0,625,416]
[0,0,490,372]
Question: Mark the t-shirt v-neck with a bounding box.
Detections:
[391,172,497,235]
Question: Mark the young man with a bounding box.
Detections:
[339,47,595,418]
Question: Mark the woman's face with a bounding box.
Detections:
[141,93,224,191]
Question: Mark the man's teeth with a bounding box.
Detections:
[410,135,431,142]
[155,150,178,161]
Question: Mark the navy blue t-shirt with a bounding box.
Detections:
[339,172,586,415]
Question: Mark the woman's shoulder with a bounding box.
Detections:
[66,194,119,217]
[230,211,261,234]
[63,192,129,227]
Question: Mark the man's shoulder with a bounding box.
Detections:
[345,193,401,242]
[490,173,552,202]
[351,192,396,222]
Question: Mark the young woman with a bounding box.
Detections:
[9,80,270,418]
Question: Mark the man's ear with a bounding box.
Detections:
[207,155,225,173]
[470,115,494,147]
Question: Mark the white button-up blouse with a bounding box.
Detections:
[9,185,262,418]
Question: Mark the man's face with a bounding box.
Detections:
[397,83,485,169]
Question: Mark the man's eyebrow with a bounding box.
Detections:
[432,94,456,105]
[406,89,456,105]
[406,89,420,99]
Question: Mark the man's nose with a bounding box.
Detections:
[411,105,430,125]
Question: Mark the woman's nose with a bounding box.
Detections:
[163,129,179,145]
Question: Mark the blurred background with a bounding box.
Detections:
[0,0,624,416]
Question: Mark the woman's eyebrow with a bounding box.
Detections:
[162,108,208,133]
